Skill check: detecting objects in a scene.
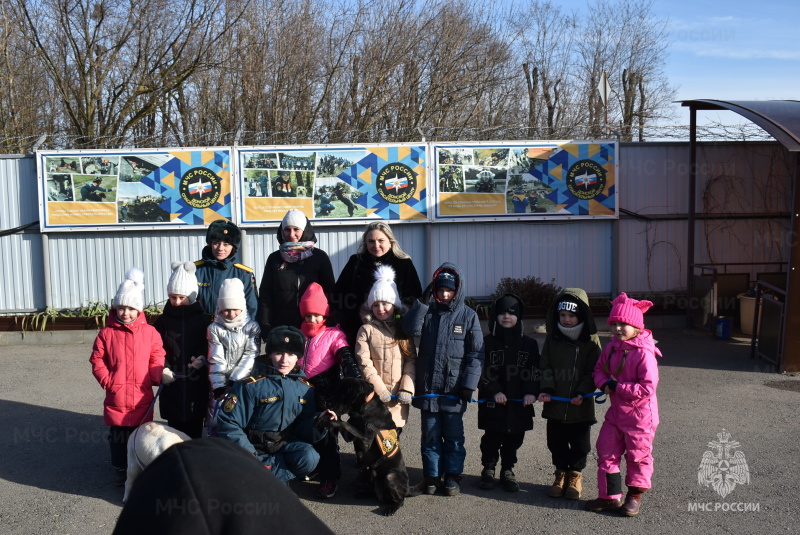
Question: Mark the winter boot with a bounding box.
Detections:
[479,467,496,490]
[417,476,441,495]
[547,470,567,498]
[443,473,462,496]
[500,469,520,493]
[564,471,583,500]
[619,486,646,517]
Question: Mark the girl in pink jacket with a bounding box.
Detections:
[90,268,166,485]
[586,293,661,517]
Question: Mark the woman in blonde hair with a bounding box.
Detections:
[333,221,422,345]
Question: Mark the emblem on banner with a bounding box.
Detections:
[376,162,417,204]
[566,160,606,200]
[180,167,222,209]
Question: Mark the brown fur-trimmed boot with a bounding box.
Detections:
[547,470,567,498]
[564,471,583,500]
[619,486,646,517]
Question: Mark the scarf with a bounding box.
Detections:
[301,321,326,339]
[557,322,584,341]
[279,241,315,264]
[214,310,248,330]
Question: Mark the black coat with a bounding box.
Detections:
[333,250,422,345]
[257,219,335,340]
[477,294,541,434]
[153,301,212,422]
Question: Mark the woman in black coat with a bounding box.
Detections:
[333,221,422,345]
[257,209,335,341]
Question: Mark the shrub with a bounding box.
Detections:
[490,276,562,308]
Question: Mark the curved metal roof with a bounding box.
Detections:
[680,99,800,151]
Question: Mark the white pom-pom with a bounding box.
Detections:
[125,267,145,286]
[171,261,182,270]
[184,261,196,275]
[374,265,396,284]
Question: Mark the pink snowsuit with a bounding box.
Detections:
[593,329,661,498]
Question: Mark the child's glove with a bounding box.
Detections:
[161,367,176,385]
[378,390,393,403]
[190,356,207,369]
[397,390,413,404]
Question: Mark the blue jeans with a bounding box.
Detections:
[420,410,466,477]
[258,440,320,483]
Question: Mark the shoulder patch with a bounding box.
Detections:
[222,394,238,413]
[243,376,265,385]
[233,263,254,273]
[194,260,205,266]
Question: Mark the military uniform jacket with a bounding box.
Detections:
[195,247,258,319]
[216,367,320,456]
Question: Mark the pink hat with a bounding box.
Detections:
[299,282,329,317]
[607,292,653,330]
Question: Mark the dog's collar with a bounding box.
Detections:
[364,391,375,404]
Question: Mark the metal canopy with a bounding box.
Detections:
[680,99,800,373]
[680,99,800,151]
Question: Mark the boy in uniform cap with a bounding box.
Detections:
[476,293,540,492]
[404,262,484,497]
[153,261,212,438]
[217,326,332,484]
[195,219,258,320]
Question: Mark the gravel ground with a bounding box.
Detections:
[1,327,797,534]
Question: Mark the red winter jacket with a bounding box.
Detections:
[90,311,166,426]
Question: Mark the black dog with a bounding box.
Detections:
[320,378,417,516]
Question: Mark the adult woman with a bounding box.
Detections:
[195,219,258,319]
[257,209,335,340]
[333,221,422,346]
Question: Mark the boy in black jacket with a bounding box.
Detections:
[477,293,540,492]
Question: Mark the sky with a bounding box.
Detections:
[525,0,800,128]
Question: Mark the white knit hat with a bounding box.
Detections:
[367,265,400,308]
[281,209,307,231]
[114,267,145,312]
[166,261,198,304]
[217,278,246,312]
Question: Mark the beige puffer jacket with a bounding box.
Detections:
[355,318,416,427]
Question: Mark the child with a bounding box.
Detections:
[477,293,540,493]
[403,262,484,496]
[217,326,329,484]
[355,266,416,433]
[295,282,361,499]
[586,292,661,517]
[206,278,261,435]
[153,261,212,439]
[195,219,258,320]
[90,268,165,485]
[538,288,602,500]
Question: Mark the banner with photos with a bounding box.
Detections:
[39,149,232,231]
[433,142,617,219]
[238,145,427,224]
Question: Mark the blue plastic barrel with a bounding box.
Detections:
[714,316,732,340]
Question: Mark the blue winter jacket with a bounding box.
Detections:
[404,262,484,413]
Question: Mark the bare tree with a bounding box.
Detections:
[12,0,250,148]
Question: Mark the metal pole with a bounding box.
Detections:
[42,232,52,309]
[687,107,697,328]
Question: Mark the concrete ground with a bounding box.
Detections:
[1,324,798,534]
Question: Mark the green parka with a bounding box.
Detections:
[539,288,602,423]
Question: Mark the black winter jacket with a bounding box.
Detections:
[477,293,540,434]
[153,301,212,422]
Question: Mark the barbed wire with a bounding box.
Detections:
[1,122,775,153]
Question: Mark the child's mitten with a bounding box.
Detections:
[161,367,176,385]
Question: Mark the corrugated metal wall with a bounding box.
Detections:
[0,142,792,312]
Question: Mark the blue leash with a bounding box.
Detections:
[391,392,607,404]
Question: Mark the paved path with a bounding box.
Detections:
[0,328,797,534]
